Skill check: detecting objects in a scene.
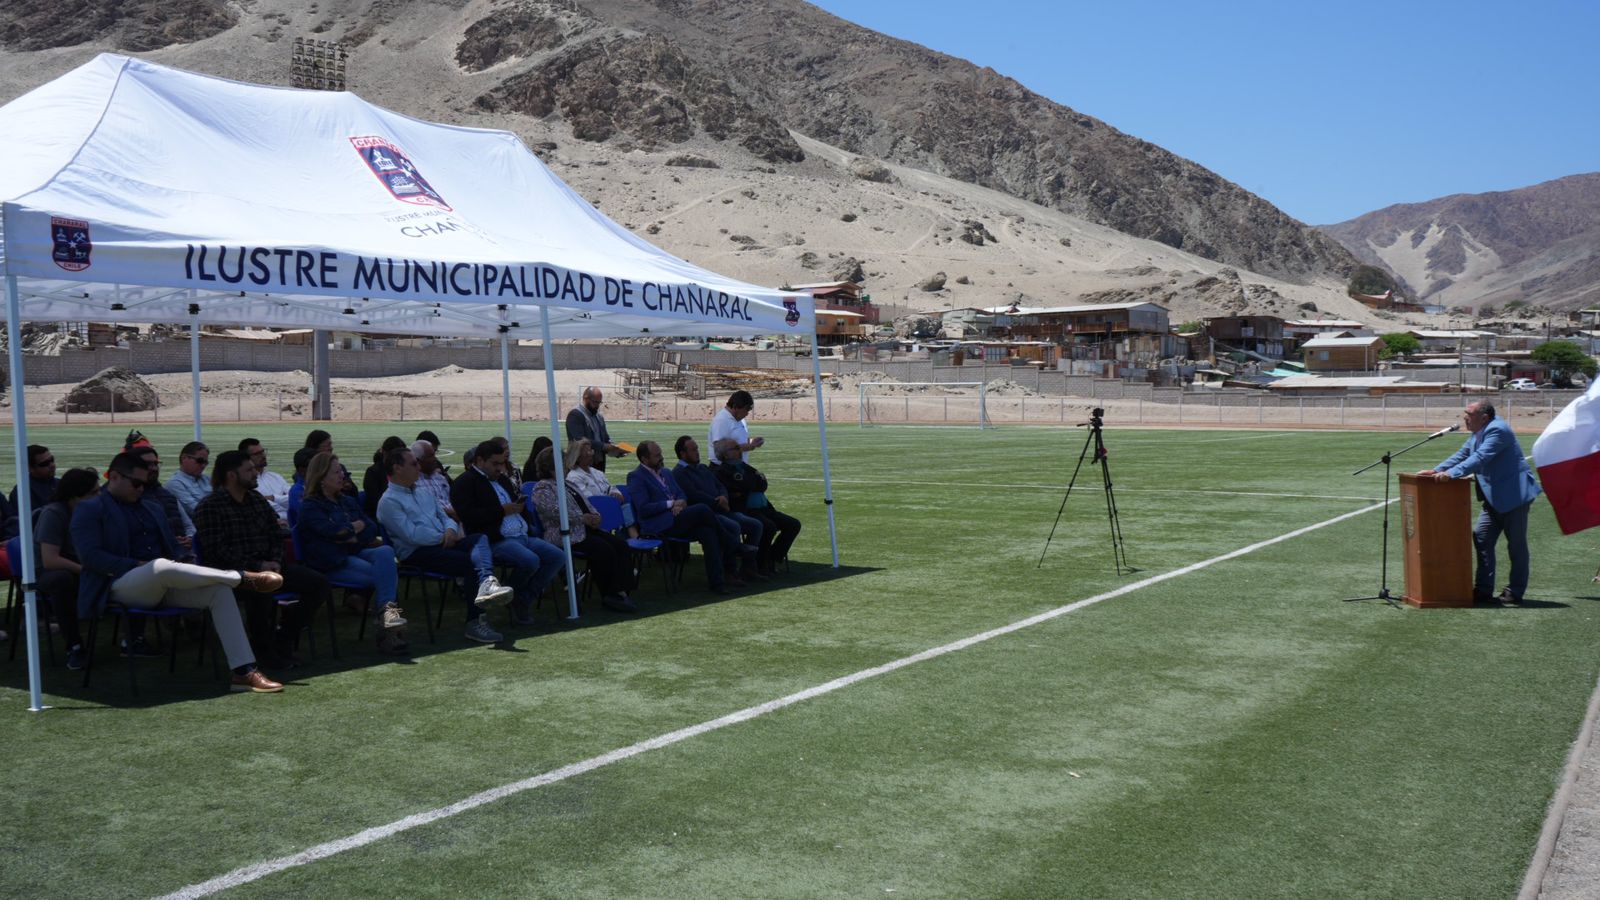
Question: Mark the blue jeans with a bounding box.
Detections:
[403,532,496,620]
[1474,500,1532,599]
[324,545,399,612]
[491,534,565,610]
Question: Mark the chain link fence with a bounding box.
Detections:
[9,387,1571,432]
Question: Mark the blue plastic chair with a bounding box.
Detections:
[82,592,216,695]
[587,494,670,593]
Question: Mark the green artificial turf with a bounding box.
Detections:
[1,421,1596,898]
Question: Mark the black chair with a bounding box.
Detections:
[81,590,219,696]
[5,536,58,665]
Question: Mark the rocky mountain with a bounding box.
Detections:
[1321,173,1600,313]
[0,0,1380,323]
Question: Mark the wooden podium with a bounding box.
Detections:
[1397,474,1474,608]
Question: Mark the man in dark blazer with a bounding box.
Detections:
[450,440,563,625]
[1419,400,1543,604]
[71,452,287,692]
[566,387,628,472]
[626,440,734,593]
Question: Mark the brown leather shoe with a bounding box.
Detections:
[239,570,285,593]
[230,670,284,693]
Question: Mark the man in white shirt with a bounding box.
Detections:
[412,439,460,524]
[241,438,290,524]
[708,390,764,466]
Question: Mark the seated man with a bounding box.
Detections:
[164,441,210,522]
[130,445,195,545]
[413,439,460,525]
[715,438,801,577]
[194,450,332,668]
[672,436,762,581]
[626,440,733,593]
[377,447,514,643]
[240,438,290,525]
[71,452,286,693]
[5,443,60,539]
[449,440,564,627]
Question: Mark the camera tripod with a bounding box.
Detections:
[1038,408,1131,574]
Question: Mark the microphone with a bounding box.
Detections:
[1428,423,1461,439]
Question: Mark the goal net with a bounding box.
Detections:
[857,381,989,428]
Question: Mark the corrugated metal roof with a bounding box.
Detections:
[1268,375,1407,388]
[979,301,1168,315]
[1410,330,1496,339]
[1301,336,1384,348]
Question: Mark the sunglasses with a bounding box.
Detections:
[33,457,55,467]
[185,455,210,466]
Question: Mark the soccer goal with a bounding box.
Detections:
[857,381,989,428]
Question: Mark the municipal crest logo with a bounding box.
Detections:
[350,136,451,211]
[50,216,92,272]
[783,298,801,327]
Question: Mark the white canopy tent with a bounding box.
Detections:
[1,55,841,712]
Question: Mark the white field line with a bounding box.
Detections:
[158,499,1391,900]
[784,477,1378,503]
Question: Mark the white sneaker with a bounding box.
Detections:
[474,575,513,608]
[464,618,503,644]
[380,604,407,631]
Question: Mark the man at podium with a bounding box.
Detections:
[1416,401,1542,605]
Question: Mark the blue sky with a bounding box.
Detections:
[807,0,1597,225]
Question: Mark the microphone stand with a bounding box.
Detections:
[1345,428,1457,608]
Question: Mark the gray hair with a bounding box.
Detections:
[713,438,740,457]
[410,439,435,458]
[564,439,589,472]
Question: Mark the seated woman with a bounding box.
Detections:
[529,446,638,614]
[362,435,407,518]
[520,436,553,486]
[37,467,101,671]
[565,438,637,537]
[295,451,407,653]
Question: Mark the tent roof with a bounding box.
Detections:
[0,55,812,340]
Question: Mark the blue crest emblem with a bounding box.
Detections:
[350,135,451,211]
[50,216,92,272]
[783,298,801,327]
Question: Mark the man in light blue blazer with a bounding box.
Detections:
[1418,400,1542,604]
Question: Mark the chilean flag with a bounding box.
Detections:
[1533,379,1600,535]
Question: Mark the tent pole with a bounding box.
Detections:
[540,308,579,619]
[189,305,202,441]
[7,275,46,711]
[809,328,840,567]
[499,327,513,454]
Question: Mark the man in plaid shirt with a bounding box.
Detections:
[194,450,332,667]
